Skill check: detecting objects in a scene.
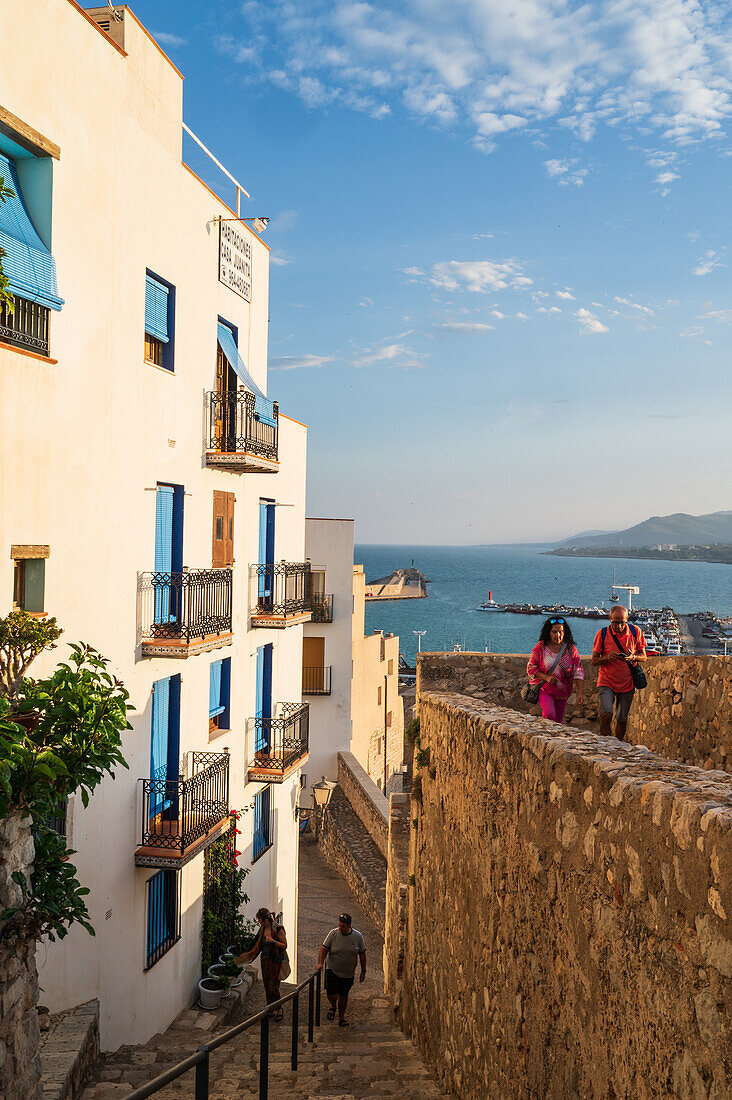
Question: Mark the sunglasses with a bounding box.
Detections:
[549,618,565,625]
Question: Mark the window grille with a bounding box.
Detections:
[145,869,181,970]
[252,786,272,863]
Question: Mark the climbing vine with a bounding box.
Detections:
[201,810,257,973]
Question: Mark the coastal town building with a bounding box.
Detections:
[0,0,310,1051]
[301,519,355,796]
[352,566,405,792]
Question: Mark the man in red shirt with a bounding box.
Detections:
[592,605,647,741]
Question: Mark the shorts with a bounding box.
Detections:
[598,686,635,722]
[325,970,354,997]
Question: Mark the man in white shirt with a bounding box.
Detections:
[316,913,366,1027]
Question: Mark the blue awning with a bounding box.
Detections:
[145,274,169,343]
[217,321,276,427]
[0,153,63,312]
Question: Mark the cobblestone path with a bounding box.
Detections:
[82,834,450,1099]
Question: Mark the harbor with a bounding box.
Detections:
[360,543,732,664]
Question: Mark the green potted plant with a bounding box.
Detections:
[198,973,229,1011]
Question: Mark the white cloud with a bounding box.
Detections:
[270,252,291,266]
[544,158,588,186]
[153,31,187,48]
[433,321,494,335]
[217,0,732,162]
[692,249,723,276]
[269,354,333,370]
[359,297,374,307]
[405,259,532,293]
[700,308,732,322]
[556,289,575,300]
[575,307,609,334]
[269,209,298,232]
[351,342,425,369]
[614,296,654,315]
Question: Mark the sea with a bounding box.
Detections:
[358,543,732,665]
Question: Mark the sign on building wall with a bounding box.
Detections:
[219,221,252,301]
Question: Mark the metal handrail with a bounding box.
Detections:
[126,967,322,1100]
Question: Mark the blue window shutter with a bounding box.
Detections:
[258,501,272,599]
[262,786,271,848]
[209,660,224,718]
[220,658,231,727]
[150,678,171,817]
[217,321,276,426]
[0,152,63,312]
[255,647,266,752]
[145,274,170,343]
[266,504,275,565]
[154,486,174,624]
[262,644,272,723]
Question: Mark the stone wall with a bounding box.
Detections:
[383,793,410,999]
[318,787,387,936]
[626,657,732,773]
[417,652,732,772]
[392,691,732,1100]
[0,811,42,1100]
[336,752,390,859]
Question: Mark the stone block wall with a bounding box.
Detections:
[383,793,410,998]
[417,652,732,773]
[336,752,390,859]
[626,657,732,773]
[0,810,42,1100]
[392,691,732,1100]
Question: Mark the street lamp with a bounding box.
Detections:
[295,775,336,823]
[413,630,426,654]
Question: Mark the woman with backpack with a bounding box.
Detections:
[527,616,584,724]
[237,907,288,1020]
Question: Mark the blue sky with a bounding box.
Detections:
[133,0,732,544]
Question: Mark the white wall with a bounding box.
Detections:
[0,2,307,1050]
[303,519,355,794]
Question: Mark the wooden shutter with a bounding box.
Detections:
[213,491,235,567]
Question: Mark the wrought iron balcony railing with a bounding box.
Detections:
[309,594,333,623]
[136,751,230,867]
[139,568,233,655]
[252,562,312,626]
[250,702,309,776]
[205,390,278,471]
[1,297,50,356]
[302,666,331,695]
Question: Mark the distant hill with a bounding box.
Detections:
[559,510,732,549]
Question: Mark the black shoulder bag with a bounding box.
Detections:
[604,624,647,690]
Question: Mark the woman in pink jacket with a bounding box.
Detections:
[526,617,584,724]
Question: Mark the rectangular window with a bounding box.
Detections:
[145,271,175,372]
[377,685,382,706]
[13,557,45,613]
[252,786,272,862]
[145,869,181,970]
[386,711,393,728]
[388,659,394,675]
[209,657,231,732]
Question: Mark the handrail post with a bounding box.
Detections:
[259,1014,269,1100]
[307,976,314,1044]
[195,1050,209,1100]
[291,991,299,1071]
[315,967,321,1026]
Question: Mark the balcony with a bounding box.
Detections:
[310,594,334,623]
[248,703,309,781]
[302,666,332,695]
[205,390,279,473]
[1,297,50,357]
[139,568,233,657]
[135,751,230,868]
[251,562,312,628]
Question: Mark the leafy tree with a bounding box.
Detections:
[0,615,131,944]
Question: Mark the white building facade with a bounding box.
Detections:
[0,2,311,1051]
[302,519,355,796]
